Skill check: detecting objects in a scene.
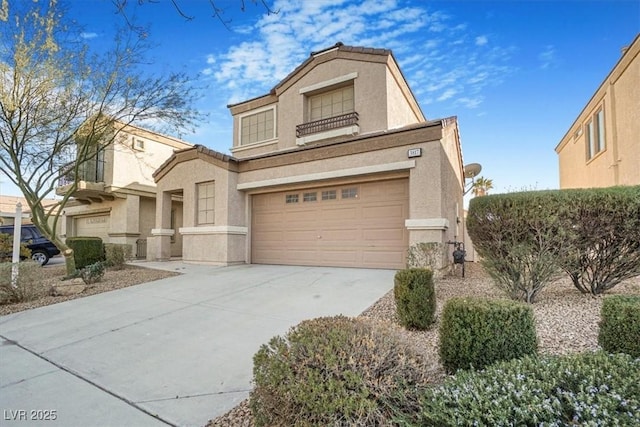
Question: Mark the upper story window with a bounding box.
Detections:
[309,85,354,121]
[586,107,605,161]
[240,106,276,146]
[197,181,215,225]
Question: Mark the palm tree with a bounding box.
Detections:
[472,176,494,197]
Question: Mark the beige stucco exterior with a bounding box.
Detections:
[152,44,465,269]
[58,122,192,257]
[555,34,640,188]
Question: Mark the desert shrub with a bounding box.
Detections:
[467,191,566,303]
[397,351,640,426]
[0,233,31,261]
[66,237,104,269]
[559,186,640,295]
[80,261,105,285]
[394,268,436,329]
[439,298,537,373]
[104,243,131,270]
[0,261,48,303]
[406,242,444,272]
[598,295,640,357]
[250,315,432,426]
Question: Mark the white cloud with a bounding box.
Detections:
[538,45,556,69]
[207,0,514,112]
[80,32,98,39]
[475,35,488,46]
[438,89,458,101]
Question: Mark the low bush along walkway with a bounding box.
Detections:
[209,262,640,426]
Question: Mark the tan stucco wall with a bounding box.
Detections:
[153,157,245,264]
[231,54,423,159]
[385,59,423,128]
[556,35,639,188]
[109,134,185,189]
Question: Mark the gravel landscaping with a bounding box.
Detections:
[208,262,640,427]
[0,262,179,316]
[2,260,638,426]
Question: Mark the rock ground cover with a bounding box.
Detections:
[0,263,179,316]
[208,262,640,427]
[1,260,637,426]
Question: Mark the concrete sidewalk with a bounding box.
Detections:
[0,263,395,426]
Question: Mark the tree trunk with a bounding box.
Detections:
[63,248,76,276]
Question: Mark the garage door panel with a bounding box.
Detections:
[319,250,358,263]
[285,230,319,242]
[362,250,405,267]
[252,179,408,269]
[253,211,284,225]
[320,206,358,221]
[74,214,110,240]
[320,230,361,241]
[363,228,406,243]
[362,204,405,220]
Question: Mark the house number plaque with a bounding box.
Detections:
[407,148,422,158]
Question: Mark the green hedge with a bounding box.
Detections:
[66,237,104,269]
[398,351,640,426]
[439,298,538,373]
[466,190,566,302]
[250,316,431,426]
[394,268,436,329]
[467,186,640,298]
[599,295,640,358]
[559,186,640,294]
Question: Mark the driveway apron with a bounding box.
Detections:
[0,263,394,427]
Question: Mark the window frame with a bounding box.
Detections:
[238,105,277,146]
[307,84,355,122]
[585,105,606,161]
[197,181,215,225]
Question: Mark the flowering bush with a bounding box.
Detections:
[398,351,640,426]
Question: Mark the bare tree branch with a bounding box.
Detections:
[0,0,205,273]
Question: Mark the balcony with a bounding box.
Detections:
[296,112,359,137]
[56,158,114,203]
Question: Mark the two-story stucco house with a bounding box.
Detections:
[57,121,192,257]
[555,33,639,188]
[150,43,466,269]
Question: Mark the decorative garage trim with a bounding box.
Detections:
[405,218,450,230]
[180,226,248,235]
[296,125,359,146]
[237,160,416,190]
[151,228,175,236]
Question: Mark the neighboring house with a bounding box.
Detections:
[150,43,466,270]
[56,121,192,257]
[555,33,639,188]
[0,195,59,227]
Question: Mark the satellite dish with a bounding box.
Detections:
[464,163,482,179]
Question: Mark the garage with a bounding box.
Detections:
[251,179,409,269]
[74,214,111,241]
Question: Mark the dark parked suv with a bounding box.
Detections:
[0,224,61,265]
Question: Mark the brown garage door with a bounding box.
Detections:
[252,179,408,269]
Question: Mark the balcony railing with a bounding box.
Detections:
[296,112,359,137]
[58,157,105,187]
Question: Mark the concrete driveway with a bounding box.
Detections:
[0,263,395,427]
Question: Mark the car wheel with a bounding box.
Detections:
[31,251,49,266]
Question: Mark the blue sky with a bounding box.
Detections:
[2,0,639,199]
